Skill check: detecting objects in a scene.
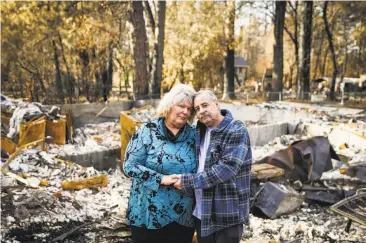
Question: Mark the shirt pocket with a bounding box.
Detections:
[210,148,222,164]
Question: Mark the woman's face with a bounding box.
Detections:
[166,100,192,128]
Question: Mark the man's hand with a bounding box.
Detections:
[173,174,183,190]
[160,175,180,186]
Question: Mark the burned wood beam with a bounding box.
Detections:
[52,222,93,242]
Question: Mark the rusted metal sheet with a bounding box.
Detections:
[251,163,285,179]
[61,174,108,190]
[256,136,339,182]
[18,116,46,147]
[0,137,17,154]
[1,112,11,126]
[120,112,138,165]
[120,106,152,165]
[46,119,66,145]
[65,109,74,143]
[305,191,344,204]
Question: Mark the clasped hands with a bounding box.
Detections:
[161,174,182,190]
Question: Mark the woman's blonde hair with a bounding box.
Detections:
[156,84,196,122]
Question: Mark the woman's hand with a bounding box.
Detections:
[160,175,180,186]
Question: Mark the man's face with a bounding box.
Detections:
[194,94,220,127]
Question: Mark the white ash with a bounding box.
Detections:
[48,121,120,157]
[299,120,366,137]
[252,134,308,162]
[244,205,366,243]
[1,149,131,240]
[335,148,366,165]
[348,154,366,167]
[126,107,156,122]
[1,94,16,111]
[255,103,297,110]
[320,169,362,183]
[0,174,18,187]
[4,149,100,187]
[243,204,366,242]
[72,122,120,144]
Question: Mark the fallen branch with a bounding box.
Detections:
[52,222,93,242]
[52,204,120,242]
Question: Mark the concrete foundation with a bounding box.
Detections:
[220,103,311,123]
[56,101,294,169]
[66,122,290,170]
[50,99,160,128]
[60,148,120,171]
[248,123,288,146]
[53,100,363,170]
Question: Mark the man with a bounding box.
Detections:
[174,90,252,243]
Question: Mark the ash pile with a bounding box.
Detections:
[248,134,366,242]
[1,149,132,243]
[1,98,365,243]
[0,101,158,242]
[1,96,132,242]
[246,102,366,242]
[47,121,121,170]
[1,95,62,149]
[48,104,158,158]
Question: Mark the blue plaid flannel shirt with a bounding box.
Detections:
[181,109,252,237]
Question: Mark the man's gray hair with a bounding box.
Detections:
[195,90,218,102]
[156,84,196,120]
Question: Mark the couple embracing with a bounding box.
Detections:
[123,84,252,243]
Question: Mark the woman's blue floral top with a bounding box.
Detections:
[123,118,196,229]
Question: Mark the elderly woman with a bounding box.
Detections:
[123,84,197,243]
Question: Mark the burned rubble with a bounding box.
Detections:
[248,137,366,242]
[47,121,121,169]
[1,96,62,142]
[1,149,132,242]
[1,101,365,242]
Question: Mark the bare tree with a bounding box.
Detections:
[144,1,166,99]
[270,1,286,101]
[312,31,326,80]
[222,0,236,100]
[323,1,337,100]
[154,2,166,98]
[52,40,65,103]
[283,1,299,90]
[58,32,73,103]
[299,1,313,99]
[340,20,350,83]
[131,1,149,100]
